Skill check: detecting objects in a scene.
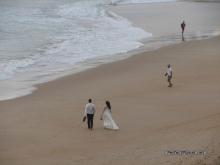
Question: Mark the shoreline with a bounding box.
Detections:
[1,33,218,102]
[21,34,220,98]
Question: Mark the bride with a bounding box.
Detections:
[100,101,119,130]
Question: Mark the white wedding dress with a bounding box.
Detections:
[102,107,119,130]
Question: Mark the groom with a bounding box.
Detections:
[84,99,96,130]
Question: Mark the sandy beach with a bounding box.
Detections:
[1,35,220,164]
[1,1,220,165]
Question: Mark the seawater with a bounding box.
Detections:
[0,0,176,100]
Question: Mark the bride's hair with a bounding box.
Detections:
[106,101,111,110]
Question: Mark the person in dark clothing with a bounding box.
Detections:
[181,21,186,41]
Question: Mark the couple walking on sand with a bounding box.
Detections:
[83,99,119,131]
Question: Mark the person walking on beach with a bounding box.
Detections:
[84,99,96,130]
[165,64,173,87]
[181,21,186,41]
[100,101,119,130]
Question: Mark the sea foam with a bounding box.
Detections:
[0,0,154,100]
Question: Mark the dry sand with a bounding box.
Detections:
[1,34,220,164]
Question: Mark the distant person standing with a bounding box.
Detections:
[84,99,96,130]
[165,64,173,87]
[181,21,186,41]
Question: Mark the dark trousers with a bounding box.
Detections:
[167,75,173,87]
[87,114,94,129]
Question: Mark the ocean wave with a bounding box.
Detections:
[0,0,152,100]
